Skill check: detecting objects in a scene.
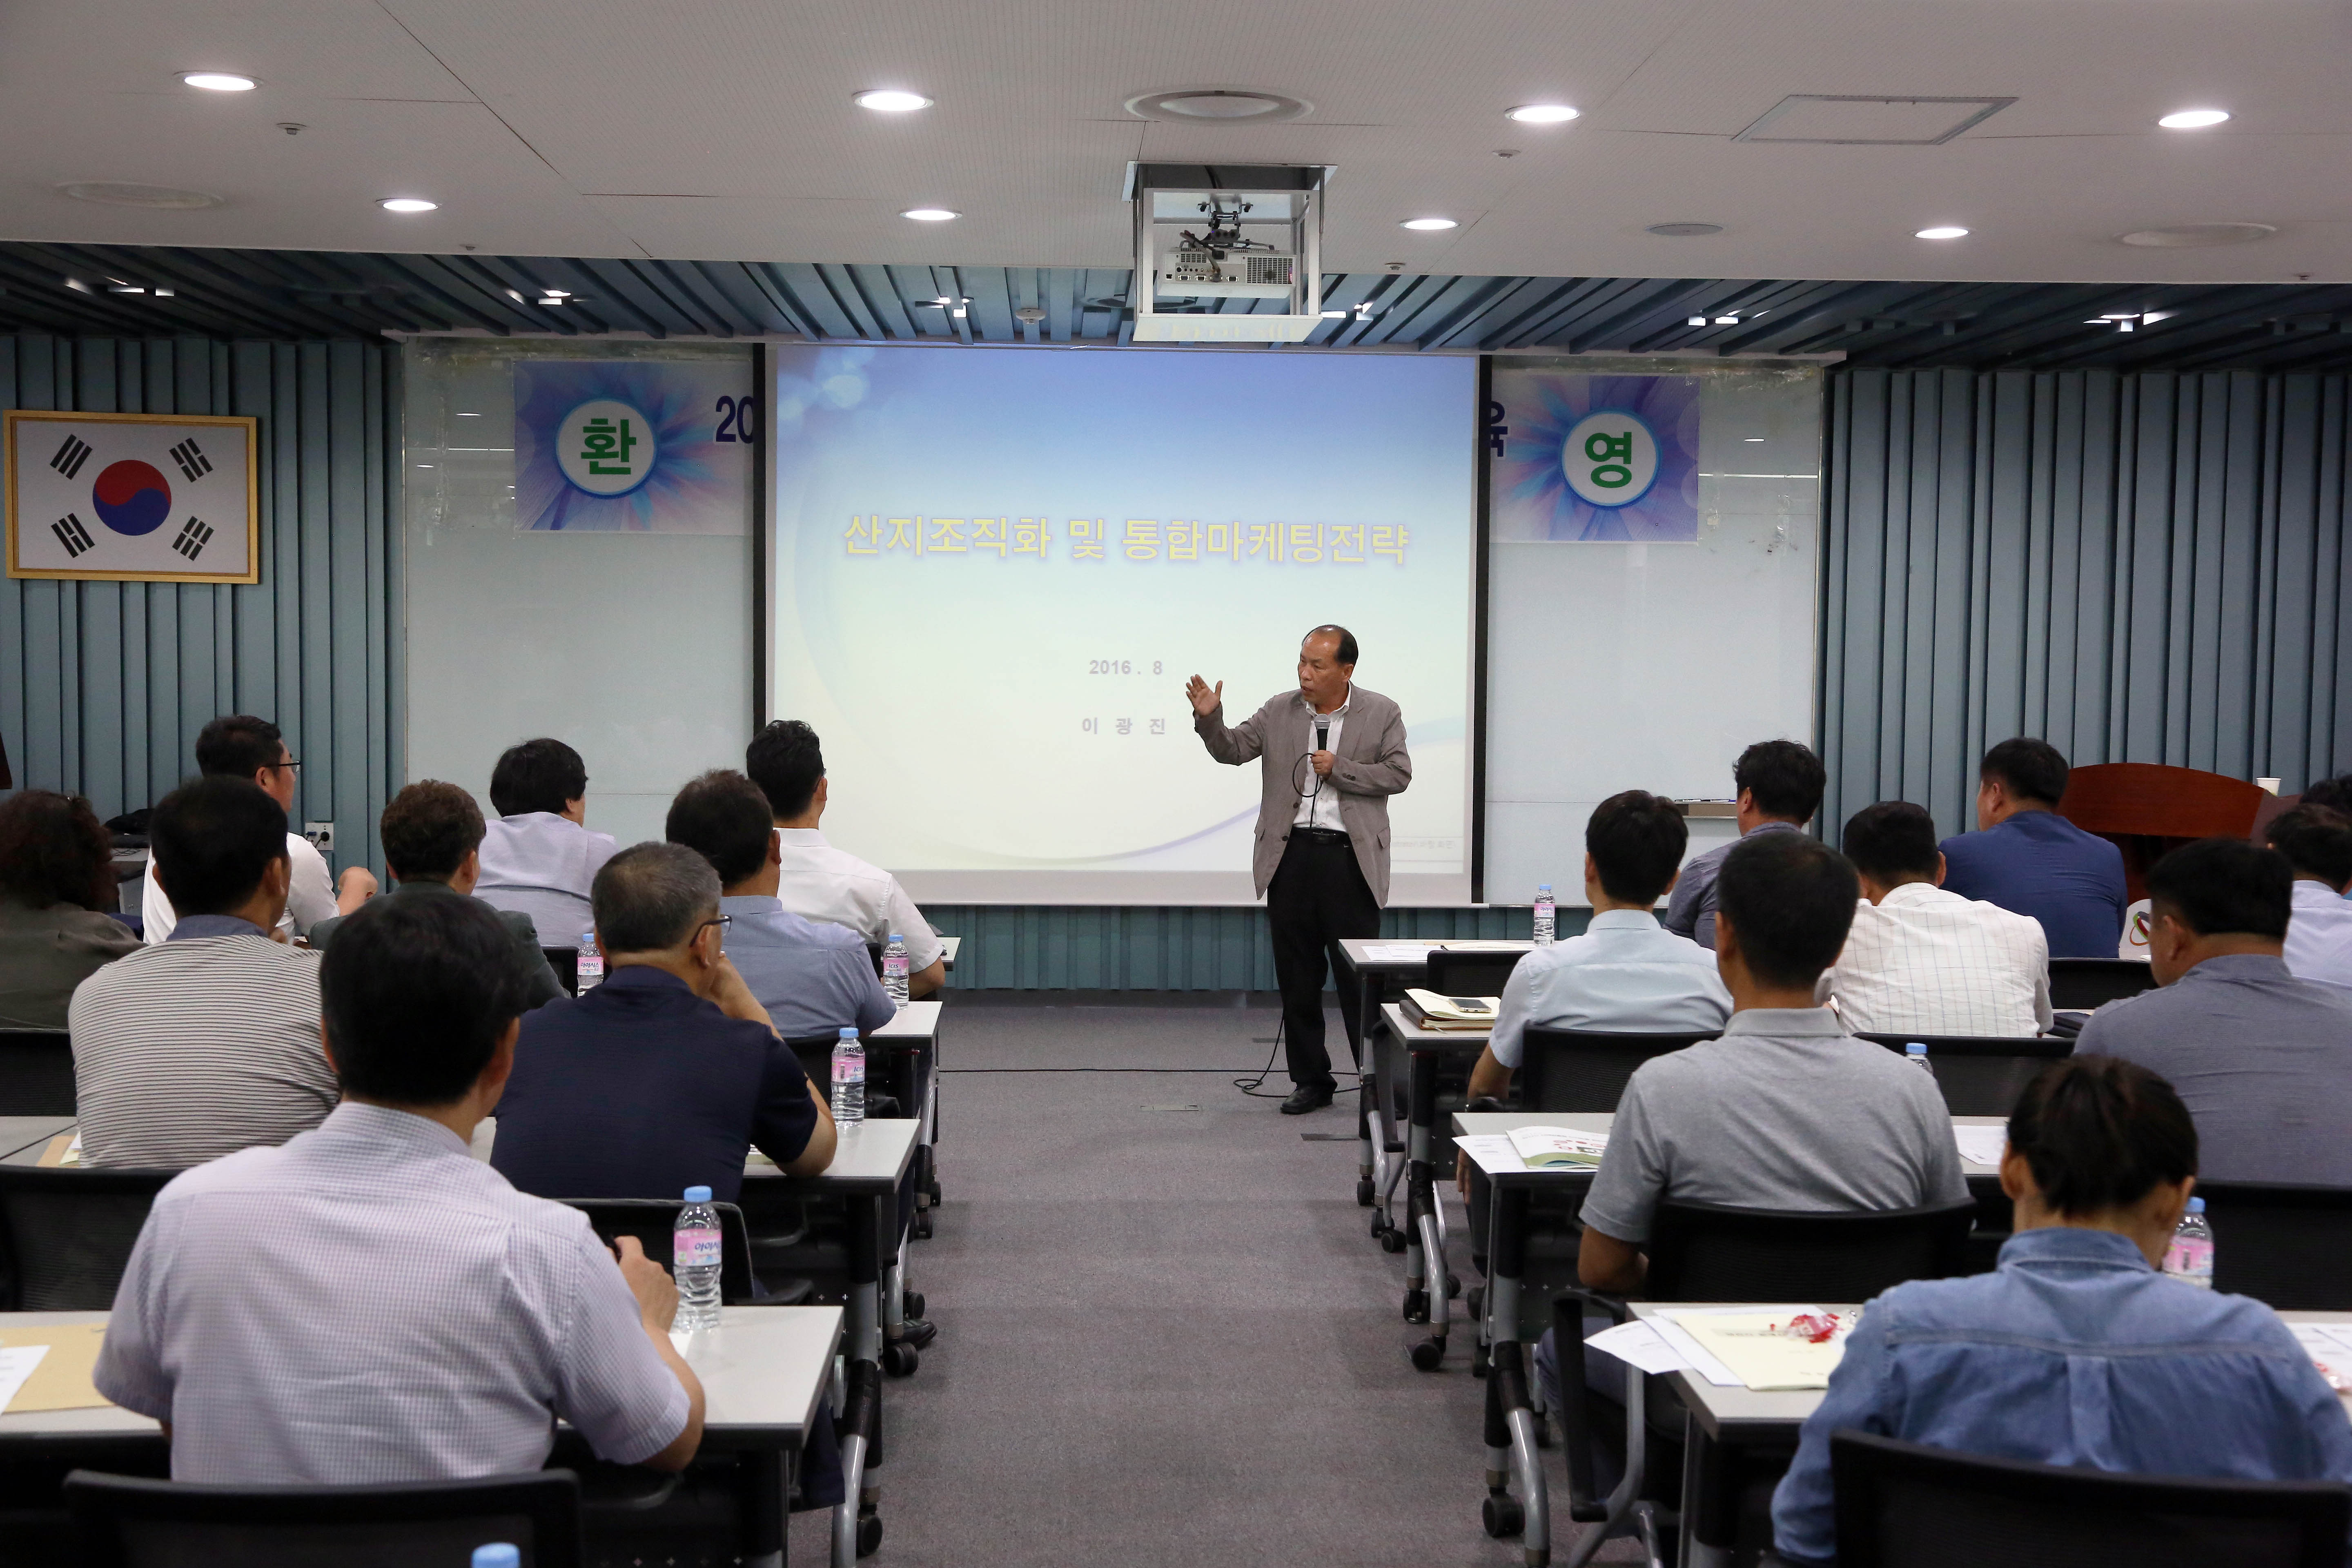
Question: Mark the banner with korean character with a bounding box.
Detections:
[6,409,258,581]
[513,359,752,533]
[1488,370,1702,542]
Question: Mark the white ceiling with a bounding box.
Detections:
[3,0,2348,282]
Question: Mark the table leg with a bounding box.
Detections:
[1350,958,1376,1192]
[1402,1049,1442,1324]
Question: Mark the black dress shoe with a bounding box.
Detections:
[893,1317,938,1350]
[1280,1085,1335,1115]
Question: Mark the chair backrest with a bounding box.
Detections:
[1855,1033,2071,1118]
[2048,957,2158,1011]
[1645,1196,1977,1302]
[539,947,579,997]
[0,1031,75,1116]
[1517,1027,1715,1112]
[64,1468,583,1568]
[2196,1181,2352,1310]
[1425,949,1524,1000]
[557,1196,757,1305]
[0,1165,173,1310]
[1829,1429,2350,1568]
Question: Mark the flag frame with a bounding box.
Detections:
[5,408,261,584]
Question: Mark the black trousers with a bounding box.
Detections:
[1266,830,1382,1092]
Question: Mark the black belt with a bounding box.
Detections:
[1290,826,1353,845]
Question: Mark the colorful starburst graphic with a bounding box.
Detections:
[514,360,749,532]
[1492,372,1703,541]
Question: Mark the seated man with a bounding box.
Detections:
[308,781,565,1010]
[0,790,139,1030]
[94,893,702,1483]
[2267,802,2352,991]
[1938,737,2127,958]
[2076,835,2352,1183]
[1662,739,1824,950]
[1772,1054,2352,1566]
[747,720,945,998]
[71,777,338,1169]
[665,770,893,1041]
[140,714,374,942]
[474,737,621,947]
[1822,800,2053,1037]
[1466,790,1729,1103]
[492,842,837,1203]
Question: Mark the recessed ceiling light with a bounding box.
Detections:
[181,72,257,91]
[1320,310,1348,319]
[379,197,438,213]
[854,89,933,113]
[902,207,958,222]
[1744,437,1765,442]
[2158,108,2230,130]
[1401,217,1457,231]
[1915,225,1969,240]
[1713,315,1738,325]
[1505,104,1579,124]
[456,412,481,417]
[1126,89,1310,124]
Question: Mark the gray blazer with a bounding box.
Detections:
[1194,685,1412,903]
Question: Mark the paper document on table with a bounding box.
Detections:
[1952,1126,2008,1168]
[1506,1126,1610,1169]
[0,1321,112,1412]
[2292,1324,2352,1392]
[1663,1307,1855,1390]
[1643,1310,1746,1387]
[1451,1134,1524,1177]
[38,1131,80,1168]
[1363,943,1440,962]
[1434,940,1535,952]
[0,1346,48,1412]
[1586,1321,1692,1376]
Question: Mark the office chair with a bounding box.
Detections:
[0,1032,74,1116]
[540,947,579,997]
[2047,958,2157,1011]
[2198,1182,2352,1310]
[0,1165,173,1310]
[1426,949,1527,1002]
[1853,1034,2071,1118]
[1518,1027,1716,1113]
[555,1197,759,1306]
[63,1468,583,1568]
[1829,1429,2350,1568]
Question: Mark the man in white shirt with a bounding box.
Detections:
[2266,803,2352,991]
[1467,791,1730,1101]
[140,715,374,943]
[474,737,621,947]
[1821,801,2052,1037]
[746,720,944,998]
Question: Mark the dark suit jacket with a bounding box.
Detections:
[1193,684,1412,902]
[308,878,566,1009]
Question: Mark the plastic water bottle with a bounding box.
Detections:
[577,928,604,991]
[673,1185,722,1331]
[2164,1196,2214,1288]
[831,1028,866,1126]
[472,1547,520,1568]
[1533,885,1556,945]
[1905,1042,1935,1078]
[882,933,911,1007]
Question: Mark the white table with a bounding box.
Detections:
[0,1116,74,1166]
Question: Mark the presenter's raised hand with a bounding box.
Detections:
[1185,675,1223,719]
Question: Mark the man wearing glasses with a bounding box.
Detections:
[140,715,376,943]
[490,841,837,1203]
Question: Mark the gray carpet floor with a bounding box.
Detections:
[787,993,1637,1567]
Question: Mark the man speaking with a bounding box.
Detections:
[1187,626,1411,1114]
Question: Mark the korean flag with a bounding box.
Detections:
[9,412,254,581]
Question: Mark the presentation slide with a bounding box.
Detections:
[766,344,1477,905]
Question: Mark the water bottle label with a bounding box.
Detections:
[2164,1237,2214,1282]
[577,955,604,982]
[833,1056,864,1085]
[674,1227,722,1268]
[884,954,909,979]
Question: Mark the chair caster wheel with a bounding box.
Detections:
[882,1341,920,1376]
[927,1178,942,1205]
[1356,1178,1376,1207]
[856,1511,884,1557]
[1379,1227,1407,1254]
[1472,1343,1491,1379]
[912,1209,935,1240]
[1467,1285,1484,1321]
[1409,1336,1445,1372]
[902,1290,926,1320]
[1483,1492,1526,1538]
[1403,1288,1429,1323]
[1446,1273,1462,1299]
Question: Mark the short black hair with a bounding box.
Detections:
[2146,836,2292,940]
[2266,804,2352,891]
[2301,774,2352,816]
[379,781,486,882]
[1586,791,1687,905]
[592,841,722,954]
[1980,737,2069,808]
[194,715,284,780]
[1715,831,1858,989]
[1733,739,1824,823]
[2008,1055,2197,1218]
[1305,624,1358,666]
[321,892,525,1106]
[149,777,289,918]
[1842,801,1940,884]
[746,720,825,820]
[666,770,775,889]
[488,737,588,817]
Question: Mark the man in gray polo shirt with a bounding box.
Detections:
[2077,836,2352,1185]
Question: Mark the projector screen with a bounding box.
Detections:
[764,344,1477,905]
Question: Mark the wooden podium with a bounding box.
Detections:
[2057,762,2272,903]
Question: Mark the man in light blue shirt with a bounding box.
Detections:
[666,770,893,1041]
[2269,803,2352,991]
[1773,1053,2352,1566]
[1662,739,1824,950]
[474,737,621,947]
[1468,791,1729,1101]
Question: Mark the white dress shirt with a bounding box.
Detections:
[2285,879,2352,993]
[1822,880,2053,1037]
[1291,693,1349,831]
[772,828,945,971]
[140,831,336,944]
[1488,909,1733,1068]
[473,812,621,948]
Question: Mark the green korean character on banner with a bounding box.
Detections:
[578,415,638,476]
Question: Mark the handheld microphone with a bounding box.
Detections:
[1315,719,1329,753]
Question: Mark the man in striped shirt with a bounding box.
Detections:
[71,777,337,1169]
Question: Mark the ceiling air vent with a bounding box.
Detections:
[1734,95,2015,146]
